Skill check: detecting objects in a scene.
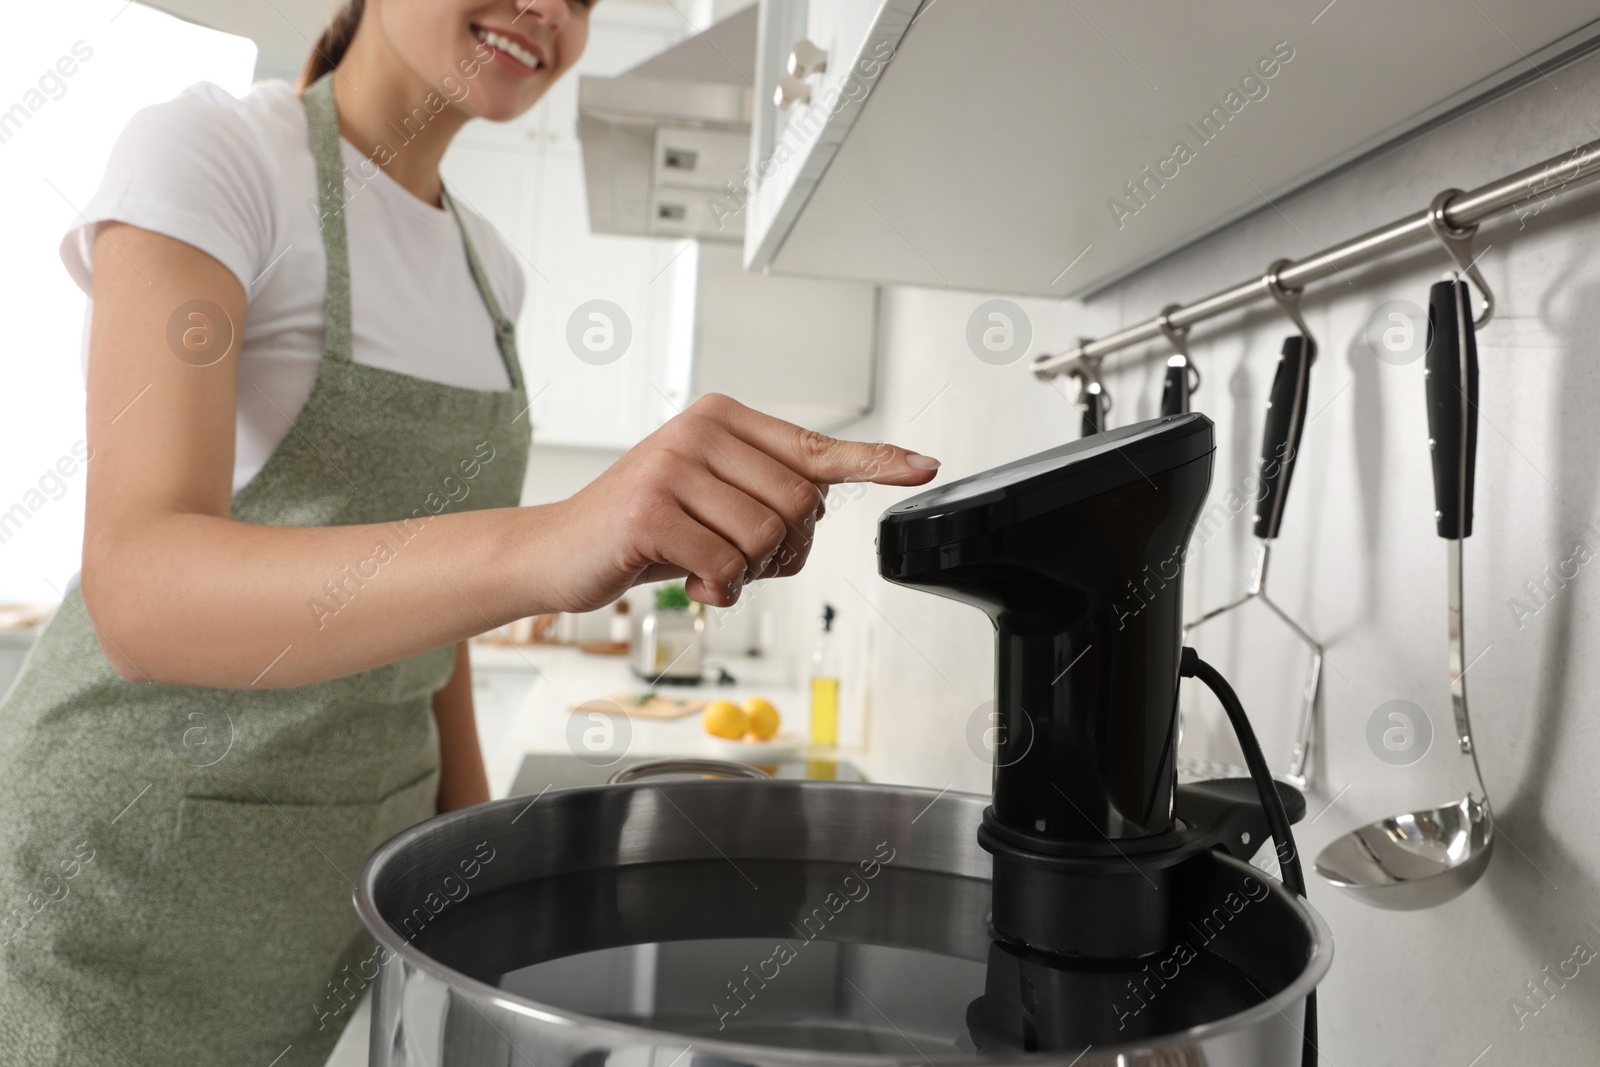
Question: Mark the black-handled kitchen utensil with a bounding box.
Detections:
[1068,349,1111,438]
[1080,379,1109,436]
[1315,275,1495,909]
[1156,304,1198,417]
[1426,275,1489,766]
[1252,334,1315,540]
[1181,261,1323,789]
[1160,357,1191,416]
[1425,278,1479,538]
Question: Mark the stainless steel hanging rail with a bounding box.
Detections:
[1032,138,1600,381]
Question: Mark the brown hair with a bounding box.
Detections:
[298,0,365,91]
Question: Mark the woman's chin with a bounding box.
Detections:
[459,85,546,124]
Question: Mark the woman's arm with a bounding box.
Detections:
[82,225,937,690]
[433,642,490,811]
[81,224,564,688]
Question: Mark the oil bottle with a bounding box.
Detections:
[808,603,839,751]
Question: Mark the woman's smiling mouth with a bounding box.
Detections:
[472,24,546,74]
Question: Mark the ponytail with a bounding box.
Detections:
[297,0,365,91]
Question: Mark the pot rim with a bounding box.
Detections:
[354,779,1333,1066]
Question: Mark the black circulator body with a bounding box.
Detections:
[878,414,1219,958]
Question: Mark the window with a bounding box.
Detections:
[0,1,255,602]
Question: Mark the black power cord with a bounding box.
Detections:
[1180,646,1318,1067]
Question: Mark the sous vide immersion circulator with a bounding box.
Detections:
[880,414,1231,957]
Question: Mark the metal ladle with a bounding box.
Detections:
[1316,196,1495,908]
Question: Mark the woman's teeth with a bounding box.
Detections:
[475,29,543,71]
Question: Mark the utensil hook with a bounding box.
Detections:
[1156,304,1201,393]
[1067,340,1112,413]
[1263,257,1315,353]
[1426,188,1494,329]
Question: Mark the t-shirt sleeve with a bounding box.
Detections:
[59,82,275,296]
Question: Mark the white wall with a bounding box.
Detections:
[521,443,623,507]
[761,45,1600,1064]
[0,2,257,604]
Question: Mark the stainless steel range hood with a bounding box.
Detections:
[578,5,757,242]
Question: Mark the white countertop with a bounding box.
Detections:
[468,641,825,798]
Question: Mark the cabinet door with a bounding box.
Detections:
[802,1,889,113]
[746,0,920,270]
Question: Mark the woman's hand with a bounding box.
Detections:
[535,393,940,612]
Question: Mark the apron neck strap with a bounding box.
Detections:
[302,72,355,366]
[443,188,522,392]
[300,72,523,392]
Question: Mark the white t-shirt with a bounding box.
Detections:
[60,80,525,492]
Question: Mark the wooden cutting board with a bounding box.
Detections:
[570,692,706,720]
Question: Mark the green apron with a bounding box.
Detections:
[0,72,529,1066]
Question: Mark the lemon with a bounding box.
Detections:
[742,697,781,741]
[703,700,748,740]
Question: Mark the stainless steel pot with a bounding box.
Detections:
[354,781,1331,1066]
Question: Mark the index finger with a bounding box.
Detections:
[690,394,940,487]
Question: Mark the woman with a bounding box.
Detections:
[0,1,939,1063]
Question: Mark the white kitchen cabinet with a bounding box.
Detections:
[468,660,544,776]
[742,0,1600,296]
[744,0,920,275]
